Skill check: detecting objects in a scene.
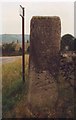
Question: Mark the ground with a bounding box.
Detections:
[2,54,75,118]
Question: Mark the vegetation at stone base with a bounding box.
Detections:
[2,55,29,117]
[2,52,75,118]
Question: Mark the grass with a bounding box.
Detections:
[2,55,29,116]
[2,54,74,118]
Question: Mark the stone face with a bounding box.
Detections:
[28,16,61,116]
[28,70,58,114]
[30,16,61,78]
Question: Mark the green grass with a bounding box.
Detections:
[2,55,29,114]
[2,55,74,118]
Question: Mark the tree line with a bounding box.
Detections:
[2,40,30,56]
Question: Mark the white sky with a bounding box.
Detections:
[0,1,74,36]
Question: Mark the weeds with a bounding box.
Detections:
[2,55,29,115]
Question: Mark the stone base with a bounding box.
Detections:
[28,69,58,116]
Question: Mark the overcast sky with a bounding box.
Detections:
[0,1,74,36]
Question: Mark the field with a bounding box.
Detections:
[2,55,29,117]
[2,54,75,118]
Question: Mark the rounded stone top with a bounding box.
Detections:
[31,16,61,22]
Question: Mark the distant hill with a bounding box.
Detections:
[0,34,30,44]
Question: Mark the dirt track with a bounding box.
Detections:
[0,56,22,64]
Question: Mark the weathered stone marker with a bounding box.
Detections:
[28,16,61,117]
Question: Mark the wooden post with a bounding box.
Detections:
[20,5,25,82]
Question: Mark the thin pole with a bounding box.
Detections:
[22,8,25,82]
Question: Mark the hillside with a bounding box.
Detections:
[0,34,30,44]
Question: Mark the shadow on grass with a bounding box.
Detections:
[2,79,27,114]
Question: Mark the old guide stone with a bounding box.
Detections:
[28,16,61,116]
